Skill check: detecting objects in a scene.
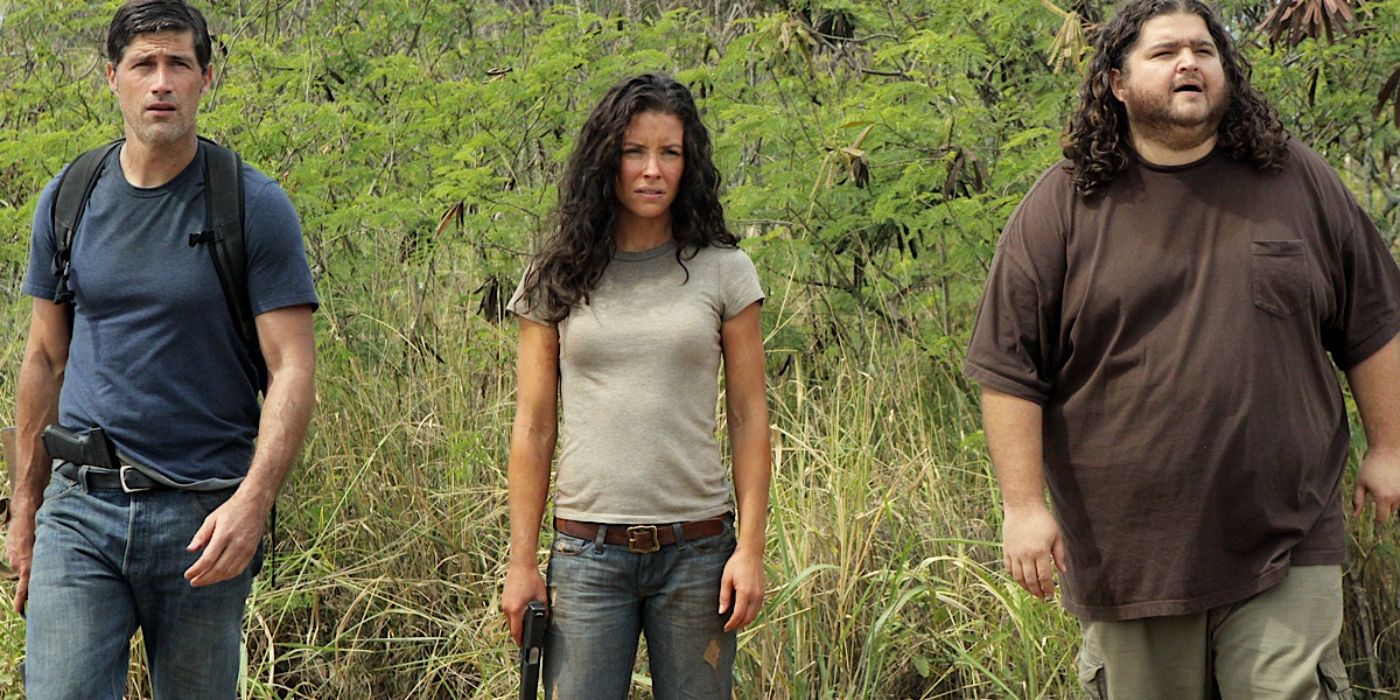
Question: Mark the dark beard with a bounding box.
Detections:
[1121,85,1230,153]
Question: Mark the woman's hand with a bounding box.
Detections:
[502,563,549,646]
[718,544,764,632]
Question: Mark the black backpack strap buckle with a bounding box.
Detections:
[188,230,220,247]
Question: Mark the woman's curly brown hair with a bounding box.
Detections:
[1062,0,1290,195]
[519,74,736,323]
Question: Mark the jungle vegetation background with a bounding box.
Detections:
[1,0,1398,697]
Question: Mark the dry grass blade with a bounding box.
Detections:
[434,201,463,239]
[1048,11,1088,73]
[1037,0,1069,19]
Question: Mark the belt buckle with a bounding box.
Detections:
[118,465,150,494]
[626,525,660,554]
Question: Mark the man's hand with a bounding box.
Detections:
[1003,503,1068,600]
[184,493,268,587]
[719,544,764,632]
[502,563,548,646]
[4,513,36,614]
[1353,447,1400,525]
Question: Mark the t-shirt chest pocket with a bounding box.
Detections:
[1250,239,1309,318]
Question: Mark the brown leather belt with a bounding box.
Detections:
[554,514,730,553]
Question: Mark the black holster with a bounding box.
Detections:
[41,425,119,469]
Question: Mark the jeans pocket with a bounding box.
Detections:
[190,488,237,517]
[1251,240,1308,318]
[42,468,81,503]
[687,529,737,554]
[550,532,590,556]
[1077,650,1108,699]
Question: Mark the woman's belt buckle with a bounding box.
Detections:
[626,525,660,553]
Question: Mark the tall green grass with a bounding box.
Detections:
[2,220,1399,698]
[2,229,1398,699]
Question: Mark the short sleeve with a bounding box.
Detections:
[242,175,318,316]
[719,247,764,321]
[962,171,1068,404]
[1316,162,1400,369]
[21,173,66,301]
[508,264,557,326]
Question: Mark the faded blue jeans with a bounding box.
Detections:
[24,465,260,700]
[543,520,738,699]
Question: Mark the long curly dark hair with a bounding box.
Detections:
[520,74,736,323]
[1062,0,1289,195]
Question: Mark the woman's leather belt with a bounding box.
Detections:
[554,514,730,553]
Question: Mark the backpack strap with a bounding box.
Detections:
[193,139,277,583]
[195,138,253,345]
[50,140,124,305]
[189,137,267,391]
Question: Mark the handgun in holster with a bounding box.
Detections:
[41,425,119,469]
[519,600,548,700]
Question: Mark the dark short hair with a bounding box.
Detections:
[106,0,213,70]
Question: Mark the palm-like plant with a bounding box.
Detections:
[1258,0,1400,127]
[1258,0,1356,44]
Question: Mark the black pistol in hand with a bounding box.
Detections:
[519,600,548,700]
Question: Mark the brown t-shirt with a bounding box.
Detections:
[964,140,1400,620]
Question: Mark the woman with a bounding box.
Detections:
[501,74,770,698]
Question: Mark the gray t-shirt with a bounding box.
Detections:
[511,241,764,523]
[23,145,318,485]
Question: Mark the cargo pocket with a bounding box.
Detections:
[1251,240,1308,318]
[1077,650,1108,700]
[1317,647,1351,699]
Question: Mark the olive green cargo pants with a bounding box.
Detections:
[1078,565,1351,699]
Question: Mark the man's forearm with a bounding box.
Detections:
[984,386,1069,599]
[981,387,1047,510]
[236,364,314,512]
[1346,334,1400,450]
[13,345,65,520]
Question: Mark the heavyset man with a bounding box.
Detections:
[4,1,317,697]
[965,0,1400,696]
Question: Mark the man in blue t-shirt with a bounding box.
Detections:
[4,1,317,697]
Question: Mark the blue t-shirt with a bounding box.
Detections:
[23,145,318,485]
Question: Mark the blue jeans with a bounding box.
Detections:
[25,465,260,700]
[543,521,738,699]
